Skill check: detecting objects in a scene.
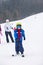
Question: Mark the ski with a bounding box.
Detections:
[12,54,25,57]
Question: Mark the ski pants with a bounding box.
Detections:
[5,31,14,43]
[15,38,24,54]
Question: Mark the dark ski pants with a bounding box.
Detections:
[5,31,14,43]
[15,39,24,54]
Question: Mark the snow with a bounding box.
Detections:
[0,12,43,65]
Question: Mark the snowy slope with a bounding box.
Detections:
[0,12,43,65]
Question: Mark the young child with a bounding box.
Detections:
[0,25,2,44]
[14,23,25,57]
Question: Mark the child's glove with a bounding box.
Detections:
[24,37,25,40]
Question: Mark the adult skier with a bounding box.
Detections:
[14,23,25,57]
[4,19,14,43]
[0,25,2,44]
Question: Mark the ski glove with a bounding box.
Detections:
[24,37,25,40]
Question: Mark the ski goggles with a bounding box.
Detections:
[17,25,21,29]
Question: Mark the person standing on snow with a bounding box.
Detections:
[14,23,25,57]
[0,25,2,44]
[4,19,14,43]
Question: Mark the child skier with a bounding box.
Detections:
[14,23,25,57]
[0,25,2,44]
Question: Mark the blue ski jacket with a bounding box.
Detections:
[14,29,25,41]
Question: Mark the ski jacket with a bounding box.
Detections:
[4,23,13,32]
[14,29,25,41]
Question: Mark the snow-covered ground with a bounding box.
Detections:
[0,12,43,65]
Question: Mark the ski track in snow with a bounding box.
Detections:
[0,12,43,65]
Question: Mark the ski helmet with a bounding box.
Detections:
[16,22,22,26]
[16,22,22,29]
